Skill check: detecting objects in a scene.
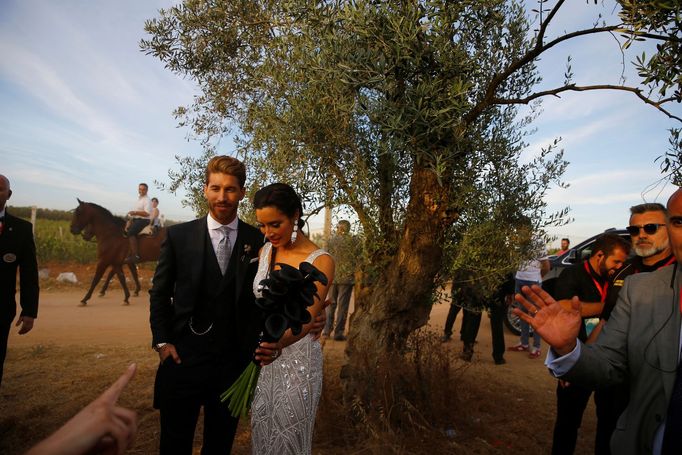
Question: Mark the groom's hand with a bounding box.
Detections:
[309,299,331,341]
[159,344,181,364]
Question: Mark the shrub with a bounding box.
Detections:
[31,219,97,264]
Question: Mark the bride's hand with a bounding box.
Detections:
[255,341,283,366]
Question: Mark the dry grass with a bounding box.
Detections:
[314,329,504,455]
[0,339,583,454]
[1,274,597,454]
[1,333,487,455]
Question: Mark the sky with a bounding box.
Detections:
[1,1,680,245]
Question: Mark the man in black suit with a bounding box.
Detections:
[0,174,39,387]
[150,156,265,454]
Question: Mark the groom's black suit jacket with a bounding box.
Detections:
[149,216,263,406]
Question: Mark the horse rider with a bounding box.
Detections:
[149,197,162,234]
[124,183,152,263]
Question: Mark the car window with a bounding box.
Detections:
[558,231,630,266]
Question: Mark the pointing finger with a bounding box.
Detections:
[101,363,137,404]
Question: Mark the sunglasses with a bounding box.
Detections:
[626,223,666,236]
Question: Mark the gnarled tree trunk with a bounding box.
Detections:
[342,165,450,407]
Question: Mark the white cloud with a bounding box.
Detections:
[0,41,135,144]
[547,168,675,205]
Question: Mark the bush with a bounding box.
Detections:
[315,329,474,453]
[31,219,97,264]
[9,206,74,221]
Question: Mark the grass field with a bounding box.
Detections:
[32,218,98,264]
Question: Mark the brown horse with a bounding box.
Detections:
[80,224,140,299]
[70,199,165,305]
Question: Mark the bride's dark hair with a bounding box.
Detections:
[253,183,305,229]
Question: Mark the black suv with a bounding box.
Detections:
[504,228,630,335]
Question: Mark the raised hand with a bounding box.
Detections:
[513,285,582,356]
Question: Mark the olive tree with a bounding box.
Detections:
[141,0,680,407]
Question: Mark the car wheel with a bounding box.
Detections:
[504,303,533,336]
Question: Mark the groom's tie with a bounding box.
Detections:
[216,226,232,275]
[662,346,682,454]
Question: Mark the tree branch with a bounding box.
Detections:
[494,84,682,122]
[464,23,620,124]
[326,155,374,233]
[618,30,682,43]
[536,0,565,47]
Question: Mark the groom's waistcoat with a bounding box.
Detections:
[192,231,241,349]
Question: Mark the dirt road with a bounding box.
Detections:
[8,289,152,347]
[4,287,598,454]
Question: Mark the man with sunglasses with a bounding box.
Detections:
[602,204,675,323]
[592,203,675,455]
[549,233,631,455]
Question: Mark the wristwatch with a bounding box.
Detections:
[154,342,168,352]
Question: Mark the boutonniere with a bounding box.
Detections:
[241,244,254,263]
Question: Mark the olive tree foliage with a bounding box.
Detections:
[142,0,563,271]
[616,0,681,100]
[141,0,677,406]
[615,0,682,182]
[658,128,682,185]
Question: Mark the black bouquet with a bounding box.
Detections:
[220,261,328,417]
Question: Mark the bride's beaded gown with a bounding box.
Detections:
[251,242,329,454]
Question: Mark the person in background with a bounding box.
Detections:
[592,203,675,455]
[149,197,162,233]
[515,189,682,454]
[557,238,570,256]
[323,219,357,341]
[508,225,549,359]
[124,183,152,263]
[440,301,465,343]
[543,233,631,455]
[451,271,512,365]
[0,174,39,387]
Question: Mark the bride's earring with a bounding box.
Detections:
[290,220,298,245]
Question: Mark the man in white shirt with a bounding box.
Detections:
[508,232,550,359]
[124,183,152,263]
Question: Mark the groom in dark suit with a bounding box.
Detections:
[0,174,39,387]
[150,156,264,454]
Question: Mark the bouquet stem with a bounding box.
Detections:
[220,362,261,418]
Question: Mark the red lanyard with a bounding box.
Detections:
[584,261,608,303]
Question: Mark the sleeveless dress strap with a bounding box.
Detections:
[305,248,331,264]
[260,242,273,261]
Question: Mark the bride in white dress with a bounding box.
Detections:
[250,183,335,455]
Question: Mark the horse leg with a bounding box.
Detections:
[99,268,116,296]
[81,262,107,306]
[128,263,141,296]
[114,266,130,305]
